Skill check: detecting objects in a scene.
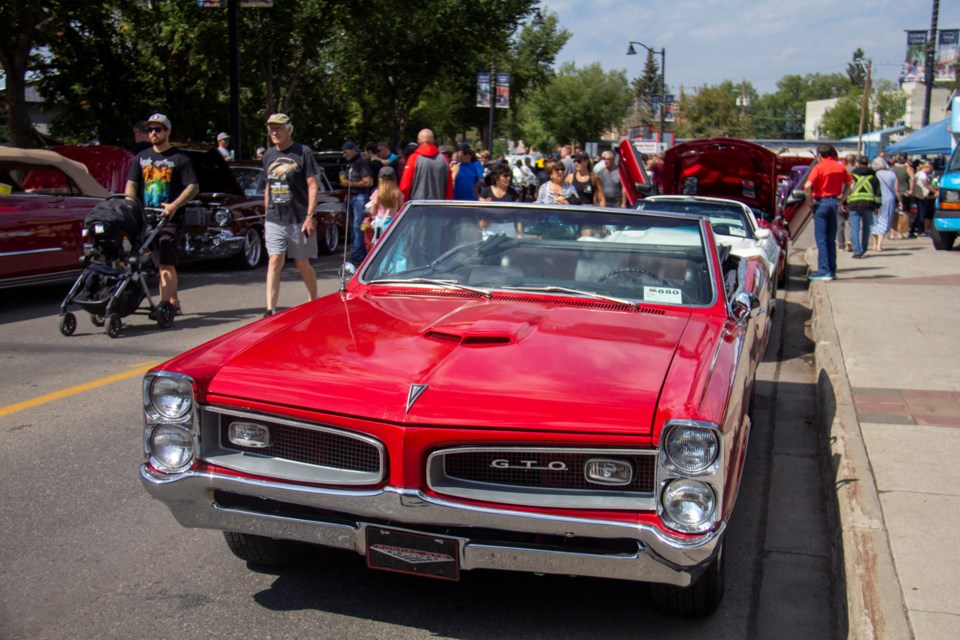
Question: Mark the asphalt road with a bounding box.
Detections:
[0,252,838,639]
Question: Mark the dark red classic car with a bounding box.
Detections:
[230,160,347,255]
[0,146,111,289]
[141,200,773,617]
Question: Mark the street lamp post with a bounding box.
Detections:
[626,41,666,151]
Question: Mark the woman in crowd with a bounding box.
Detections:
[536,160,575,204]
[479,162,519,202]
[564,151,606,206]
[870,157,900,252]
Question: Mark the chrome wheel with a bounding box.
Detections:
[232,227,264,269]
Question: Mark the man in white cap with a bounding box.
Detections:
[125,113,199,317]
[262,113,319,317]
[216,132,234,162]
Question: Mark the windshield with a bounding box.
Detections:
[636,199,754,240]
[360,203,714,306]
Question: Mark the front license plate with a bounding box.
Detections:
[366,526,460,581]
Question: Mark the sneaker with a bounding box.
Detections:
[808,272,834,281]
[852,253,863,259]
[263,309,275,318]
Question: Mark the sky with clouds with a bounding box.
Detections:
[546,0,960,95]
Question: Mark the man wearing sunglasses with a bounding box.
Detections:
[125,113,199,317]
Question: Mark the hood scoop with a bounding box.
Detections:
[425,331,513,346]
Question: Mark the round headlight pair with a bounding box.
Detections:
[662,479,717,533]
[147,375,193,420]
[663,424,719,473]
[148,423,194,473]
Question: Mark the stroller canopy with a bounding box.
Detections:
[84,196,145,241]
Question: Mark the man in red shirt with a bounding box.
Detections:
[804,144,853,280]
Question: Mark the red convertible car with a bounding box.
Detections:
[0,146,111,289]
[140,201,772,617]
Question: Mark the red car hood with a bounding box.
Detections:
[207,292,694,435]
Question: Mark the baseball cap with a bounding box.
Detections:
[378,166,396,179]
[146,113,171,130]
[341,141,359,152]
[266,113,291,125]
[217,132,230,141]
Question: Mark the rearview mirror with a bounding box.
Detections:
[786,188,806,204]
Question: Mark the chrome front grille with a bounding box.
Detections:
[427,447,658,511]
[201,406,385,486]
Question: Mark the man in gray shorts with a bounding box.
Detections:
[262,113,319,317]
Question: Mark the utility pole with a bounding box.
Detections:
[922,0,940,127]
[857,59,872,155]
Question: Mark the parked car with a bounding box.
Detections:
[655,138,797,287]
[0,146,110,289]
[52,144,134,193]
[140,200,773,617]
[637,195,784,291]
[174,148,267,269]
[230,160,347,255]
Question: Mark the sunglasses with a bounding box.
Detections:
[147,126,166,133]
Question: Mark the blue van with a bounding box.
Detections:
[933,147,960,250]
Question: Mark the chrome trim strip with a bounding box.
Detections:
[0,247,61,257]
[141,465,723,586]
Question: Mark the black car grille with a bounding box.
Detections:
[219,420,380,473]
[439,449,656,493]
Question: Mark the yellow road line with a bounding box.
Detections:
[0,361,159,418]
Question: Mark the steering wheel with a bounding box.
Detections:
[598,268,673,287]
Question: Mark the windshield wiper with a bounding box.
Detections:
[368,278,492,298]
[500,285,638,309]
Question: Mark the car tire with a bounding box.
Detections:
[105,313,122,339]
[649,541,725,617]
[931,227,956,251]
[223,531,301,566]
[232,227,265,269]
[316,221,340,255]
[59,312,77,336]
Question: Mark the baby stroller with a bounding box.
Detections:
[58,195,174,338]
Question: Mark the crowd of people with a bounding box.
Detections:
[804,143,942,281]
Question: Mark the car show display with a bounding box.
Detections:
[140,200,773,617]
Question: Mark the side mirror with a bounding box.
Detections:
[732,291,762,321]
[634,182,654,195]
[755,228,771,240]
[786,188,806,204]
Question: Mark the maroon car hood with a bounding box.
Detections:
[207,292,694,435]
[663,138,778,211]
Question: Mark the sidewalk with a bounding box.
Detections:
[802,227,960,639]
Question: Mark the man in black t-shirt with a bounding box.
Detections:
[125,113,198,316]
[262,113,319,317]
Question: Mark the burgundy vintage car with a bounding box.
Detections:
[0,146,111,289]
[140,201,772,617]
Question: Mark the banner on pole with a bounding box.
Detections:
[936,30,959,82]
[495,73,511,109]
[903,30,928,82]
[476,73,492,108]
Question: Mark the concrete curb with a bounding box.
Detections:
[807,275,912,639]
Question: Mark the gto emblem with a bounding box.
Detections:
[490,459,568,471]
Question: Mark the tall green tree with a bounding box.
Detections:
[630,49,660,126]
[523,62,631,148]
[675,80,755,138]
[873,79,908,129]
[847,48,866,88]
[749,72,851,138]
[819,93,861,138]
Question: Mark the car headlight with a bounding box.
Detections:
[661,479,717,533]
[214,207,232,227]
[147,424,194,473]
[145,374,194,420]
[663,424,719,473]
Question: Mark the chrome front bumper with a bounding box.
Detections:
[140,465,723,587]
